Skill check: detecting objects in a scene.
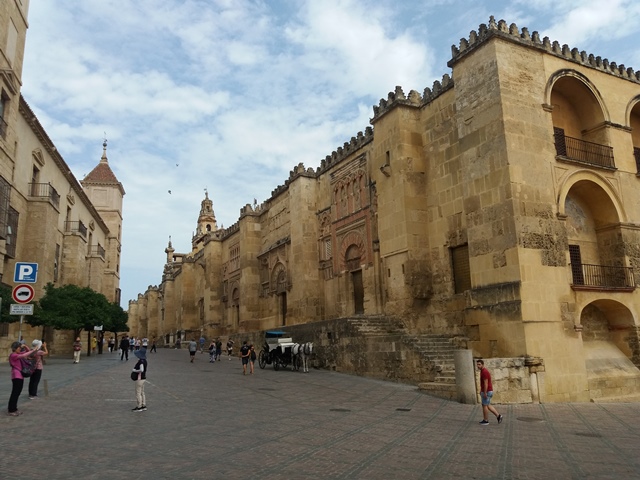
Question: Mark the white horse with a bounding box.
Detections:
[292,342,313,373]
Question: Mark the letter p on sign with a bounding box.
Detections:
[14,262,38,283]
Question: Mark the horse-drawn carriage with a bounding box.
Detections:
[258,331,313,372]
[258,331,295,371]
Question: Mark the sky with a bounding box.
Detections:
[20,0,640,308]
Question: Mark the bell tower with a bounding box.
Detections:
[81,140,125,303]
[192,189,217,251]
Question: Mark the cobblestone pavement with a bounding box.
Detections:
[1,348,639,479]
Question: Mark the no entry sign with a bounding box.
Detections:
[12,284,35,304]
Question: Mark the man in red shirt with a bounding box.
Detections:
[477,359,503,425]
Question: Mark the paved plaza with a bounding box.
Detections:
[1,347,639,479]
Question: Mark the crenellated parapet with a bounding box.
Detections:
[316,127,374,175]
[370,77,454,124]
[220,221,240,240]
[449,16,640,84]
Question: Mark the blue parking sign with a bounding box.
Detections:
[14,262,38,283]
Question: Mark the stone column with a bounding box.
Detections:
[454,349,477,404]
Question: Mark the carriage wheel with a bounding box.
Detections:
[258,350,267,369]
[273,357,280,371]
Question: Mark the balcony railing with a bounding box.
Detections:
[29,182,60,209]
[634,147,640,174]
[554,127,615,169]
[88,244,105,259]
[65,220,87,238]
[570,263,635,290]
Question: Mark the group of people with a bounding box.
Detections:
[7,339,48,416]
[186,337,255,374]
[207,338,223,362]
[118,335,157,360]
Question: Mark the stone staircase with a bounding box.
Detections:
[411,334,458,400]
[346,317,459,400]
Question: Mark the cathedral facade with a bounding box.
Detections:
[129,17,640,403]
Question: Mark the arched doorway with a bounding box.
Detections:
[231,288,240,328]
[276,267,287,325]
[579,300,640,400]
[345,244,364,314]
[562,178,631,289]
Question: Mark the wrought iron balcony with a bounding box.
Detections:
[570,263,635,291]
[554,127,615,169]
[65,220,87,238]
[29,182,60,209]
[88,244,105,259]
[634,147,640,174]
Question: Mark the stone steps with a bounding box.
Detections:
[591,392,640,403]
[417,381,457,400]
[347,318,459,400]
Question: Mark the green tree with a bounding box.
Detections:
[37,283,113,332]
[106,301,129,333]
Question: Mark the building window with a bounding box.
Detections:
[451,244,471,293]
[569,244,584,285]
[229,244,240,271]
[5,207,18,258]
[54,244,60,282]
[324,238,332,260]
[0,176,10,239]
[0,92,8,139]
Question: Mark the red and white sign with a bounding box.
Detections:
[12,284,35,304]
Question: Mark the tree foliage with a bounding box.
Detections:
[36,283,127,332]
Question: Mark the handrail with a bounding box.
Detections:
[570,263,635,289]
[554,128,615,169]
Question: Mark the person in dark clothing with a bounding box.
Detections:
[120,336,130,361]
[131,348,148,412]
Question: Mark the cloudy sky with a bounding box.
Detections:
[20,0,640,307]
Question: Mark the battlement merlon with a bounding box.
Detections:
[369,77,454,125]
[449,16,640,84]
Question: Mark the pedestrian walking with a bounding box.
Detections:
[199,335,206,354]
[150,337,157,353]
[28,340,48,399]
[108,336,115,353]
[8,341,35,416]
[129,336,135,352]
[208,340,216,362]
[215,338,222,361]
[120,335,130,361]
[249,343,256,374]
[91,335,97,353]
[131,348,148,412]
[226,339,234,360]
[72,337,82,363]
[188,338,198,362]
[240,341,250,375]
[476,359,503,425]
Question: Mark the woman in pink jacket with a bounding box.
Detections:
[8,341,35,416]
